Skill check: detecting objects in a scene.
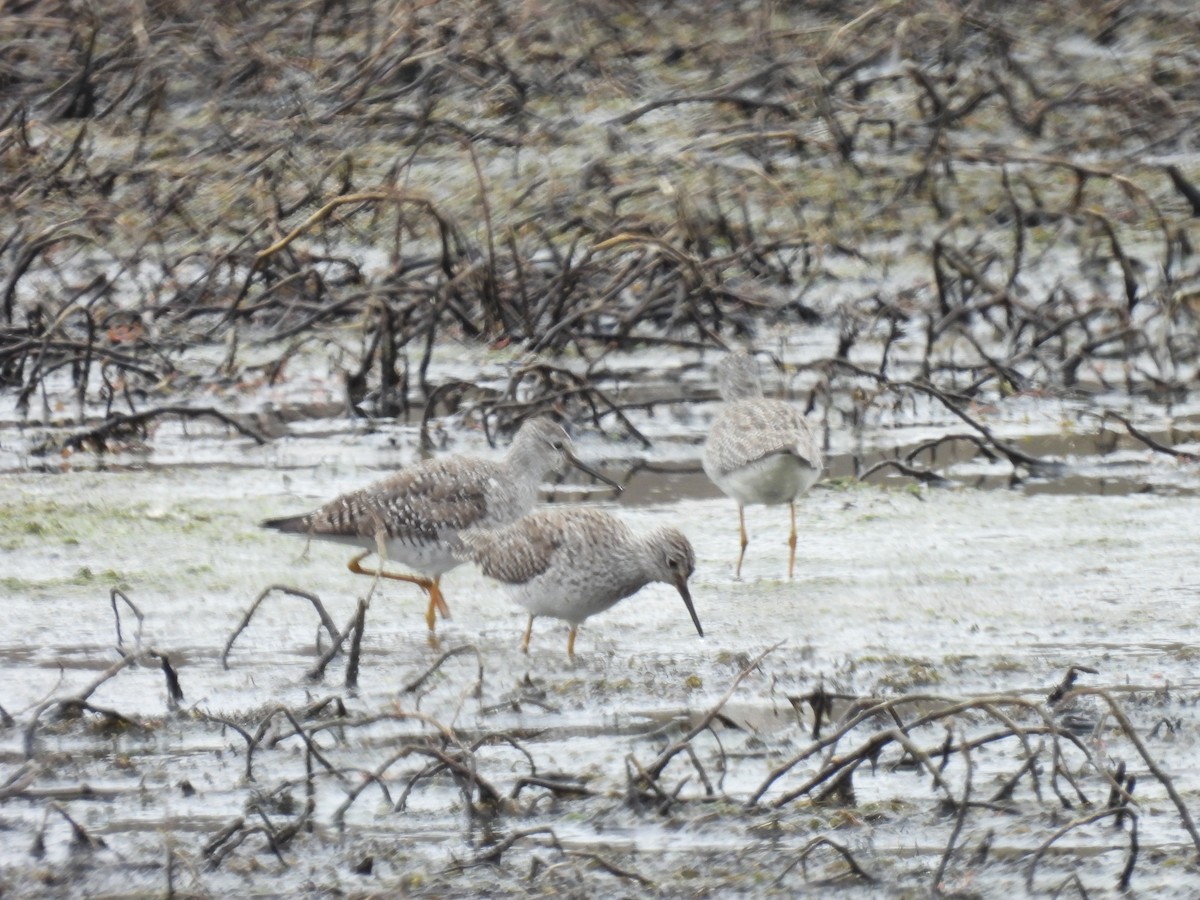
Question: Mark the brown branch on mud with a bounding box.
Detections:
[23,648,181,758]
[775,836,876,887]
[35,803,106,855]
[1165,165,1200,217]
[482,362,653,450]
[401,644,484,696]
[343,597,368,689]
[306,598,374,683]
[564,849,656,887]
[856,456,949,485]
[823,359,1059,479]
[34,405,269,456]
[396,743,510,819]
[253,190,438,263]
[1071,687,1200,861]
[234,705,346,783]
[627,642,781,808]
[1025,806,1137,893]
[747,690,1125,811]
[788,685,865,740]
[450,826,560,870]
[1098,411,1198,461]
[222,585,340,670]
[203,798,310,870]
[607,90,793,127]
[932,729,972,892]
[110,587,144,652]
[511,774,596,802]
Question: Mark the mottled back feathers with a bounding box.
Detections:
[703,354,823,478]
[262,417,593,550]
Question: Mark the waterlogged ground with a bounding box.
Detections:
[3,412,1200,896]
[6,0,1200,893]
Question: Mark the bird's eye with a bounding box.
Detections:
[551,440,565,451]
[667,557,679,570]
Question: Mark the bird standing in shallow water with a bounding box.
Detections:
[455,507,703,657]
[262,418,620,632]
[702,352,823,578]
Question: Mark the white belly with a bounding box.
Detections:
[311,532,461,578]
[382,537,461,577]
[711,452,820,506]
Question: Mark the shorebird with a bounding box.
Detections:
[454,507,703,657]
[702,352,823,578]
[262,418,620,632]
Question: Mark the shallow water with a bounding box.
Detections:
[4,0,1200,890]
[3,430,1200,894]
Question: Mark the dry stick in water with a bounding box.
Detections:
[196,713,258,781]
[388,750,509,824]
[454,826,561,869]
[1079,687,1200,860]
[1099,411,1197,462]
[23,649,180,758]
[932,729,973,892]
[109,587,143,652]
[1046,664,1099,704]
[244,707,343,785]
[774,836,876,887]
[344,597,368,689]
[402,644,484,695]
[1024,806,1137,892]
[320,709,470,824]
[826,359,1052,473]
[43,802,103,851]
[750,692,1120,809]
[222,585,340,670]
[50,405,268,455]
[308,600,374,682]
[635,642,782,790]
[564,849,655,887]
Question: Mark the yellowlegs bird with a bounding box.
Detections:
[262,418,620,632]
[702,352,823,578]
[454,507,703,657]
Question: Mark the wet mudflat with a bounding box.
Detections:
[5,0,1200,895]
[3,423,1200,896]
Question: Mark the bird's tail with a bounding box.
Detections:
[261,514,310,534]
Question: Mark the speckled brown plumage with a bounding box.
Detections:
[455,507,703,656]
[271,455,516,548]
[262,418,619,631]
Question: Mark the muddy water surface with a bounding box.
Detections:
[3,415,1200,895]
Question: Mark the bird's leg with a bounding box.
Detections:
[521,615,535,654]
[735,505,749,577]
[567,624,578,659]
[788,501,797,580]
[348,552,449,632]
[425,577,451,629]
[424,580,438,632]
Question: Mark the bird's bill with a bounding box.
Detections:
[675,577,704,638]
[565,450,623,492]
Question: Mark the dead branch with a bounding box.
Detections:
[223,585,340,670]
[452,826,560,869]
[109,588,143,653]
[36,405,268,455]
[775,835,876,886]
[401,644,484,695]
[1025,806,1136,892]
[633,642,781,791]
